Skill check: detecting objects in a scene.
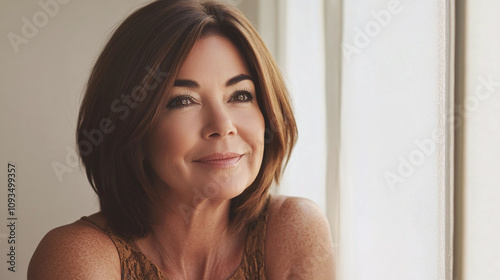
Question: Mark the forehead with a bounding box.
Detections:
[175,35,251,81]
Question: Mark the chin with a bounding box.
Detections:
[193,176,253,202]
[194,166,257,195]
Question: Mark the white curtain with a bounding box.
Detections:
[253,0,455,279]
[276,0,328,213]
[339,0,453,279]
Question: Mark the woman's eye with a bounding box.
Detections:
[167,92,253,109]
[166,95,193,109]
[231,91,254,102]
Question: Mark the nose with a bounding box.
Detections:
[201,101,237,139]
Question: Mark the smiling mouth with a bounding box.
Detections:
[193,153,243,168]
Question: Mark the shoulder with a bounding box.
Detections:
[265,195,335,279]
[28,213,121,280]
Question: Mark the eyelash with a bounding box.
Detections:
[166,90,255,109]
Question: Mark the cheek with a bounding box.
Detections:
[147,114,198,168]
[245,111,266,185]
[236,108,266,155]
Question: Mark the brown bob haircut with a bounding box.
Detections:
[77,0,297,239]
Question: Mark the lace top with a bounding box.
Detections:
[80,197,270,279]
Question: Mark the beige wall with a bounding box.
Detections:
[0,1,161,278]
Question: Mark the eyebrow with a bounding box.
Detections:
[225,74,253,87]
[173,74,253,88]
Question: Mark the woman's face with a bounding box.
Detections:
[145,35,265,203]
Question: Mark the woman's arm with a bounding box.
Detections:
[266,195,335,279]
[28,222,121,280]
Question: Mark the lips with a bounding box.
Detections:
[194,152,243,168]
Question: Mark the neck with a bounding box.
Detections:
[135,191,246,278]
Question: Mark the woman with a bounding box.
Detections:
[28,0,334,279]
